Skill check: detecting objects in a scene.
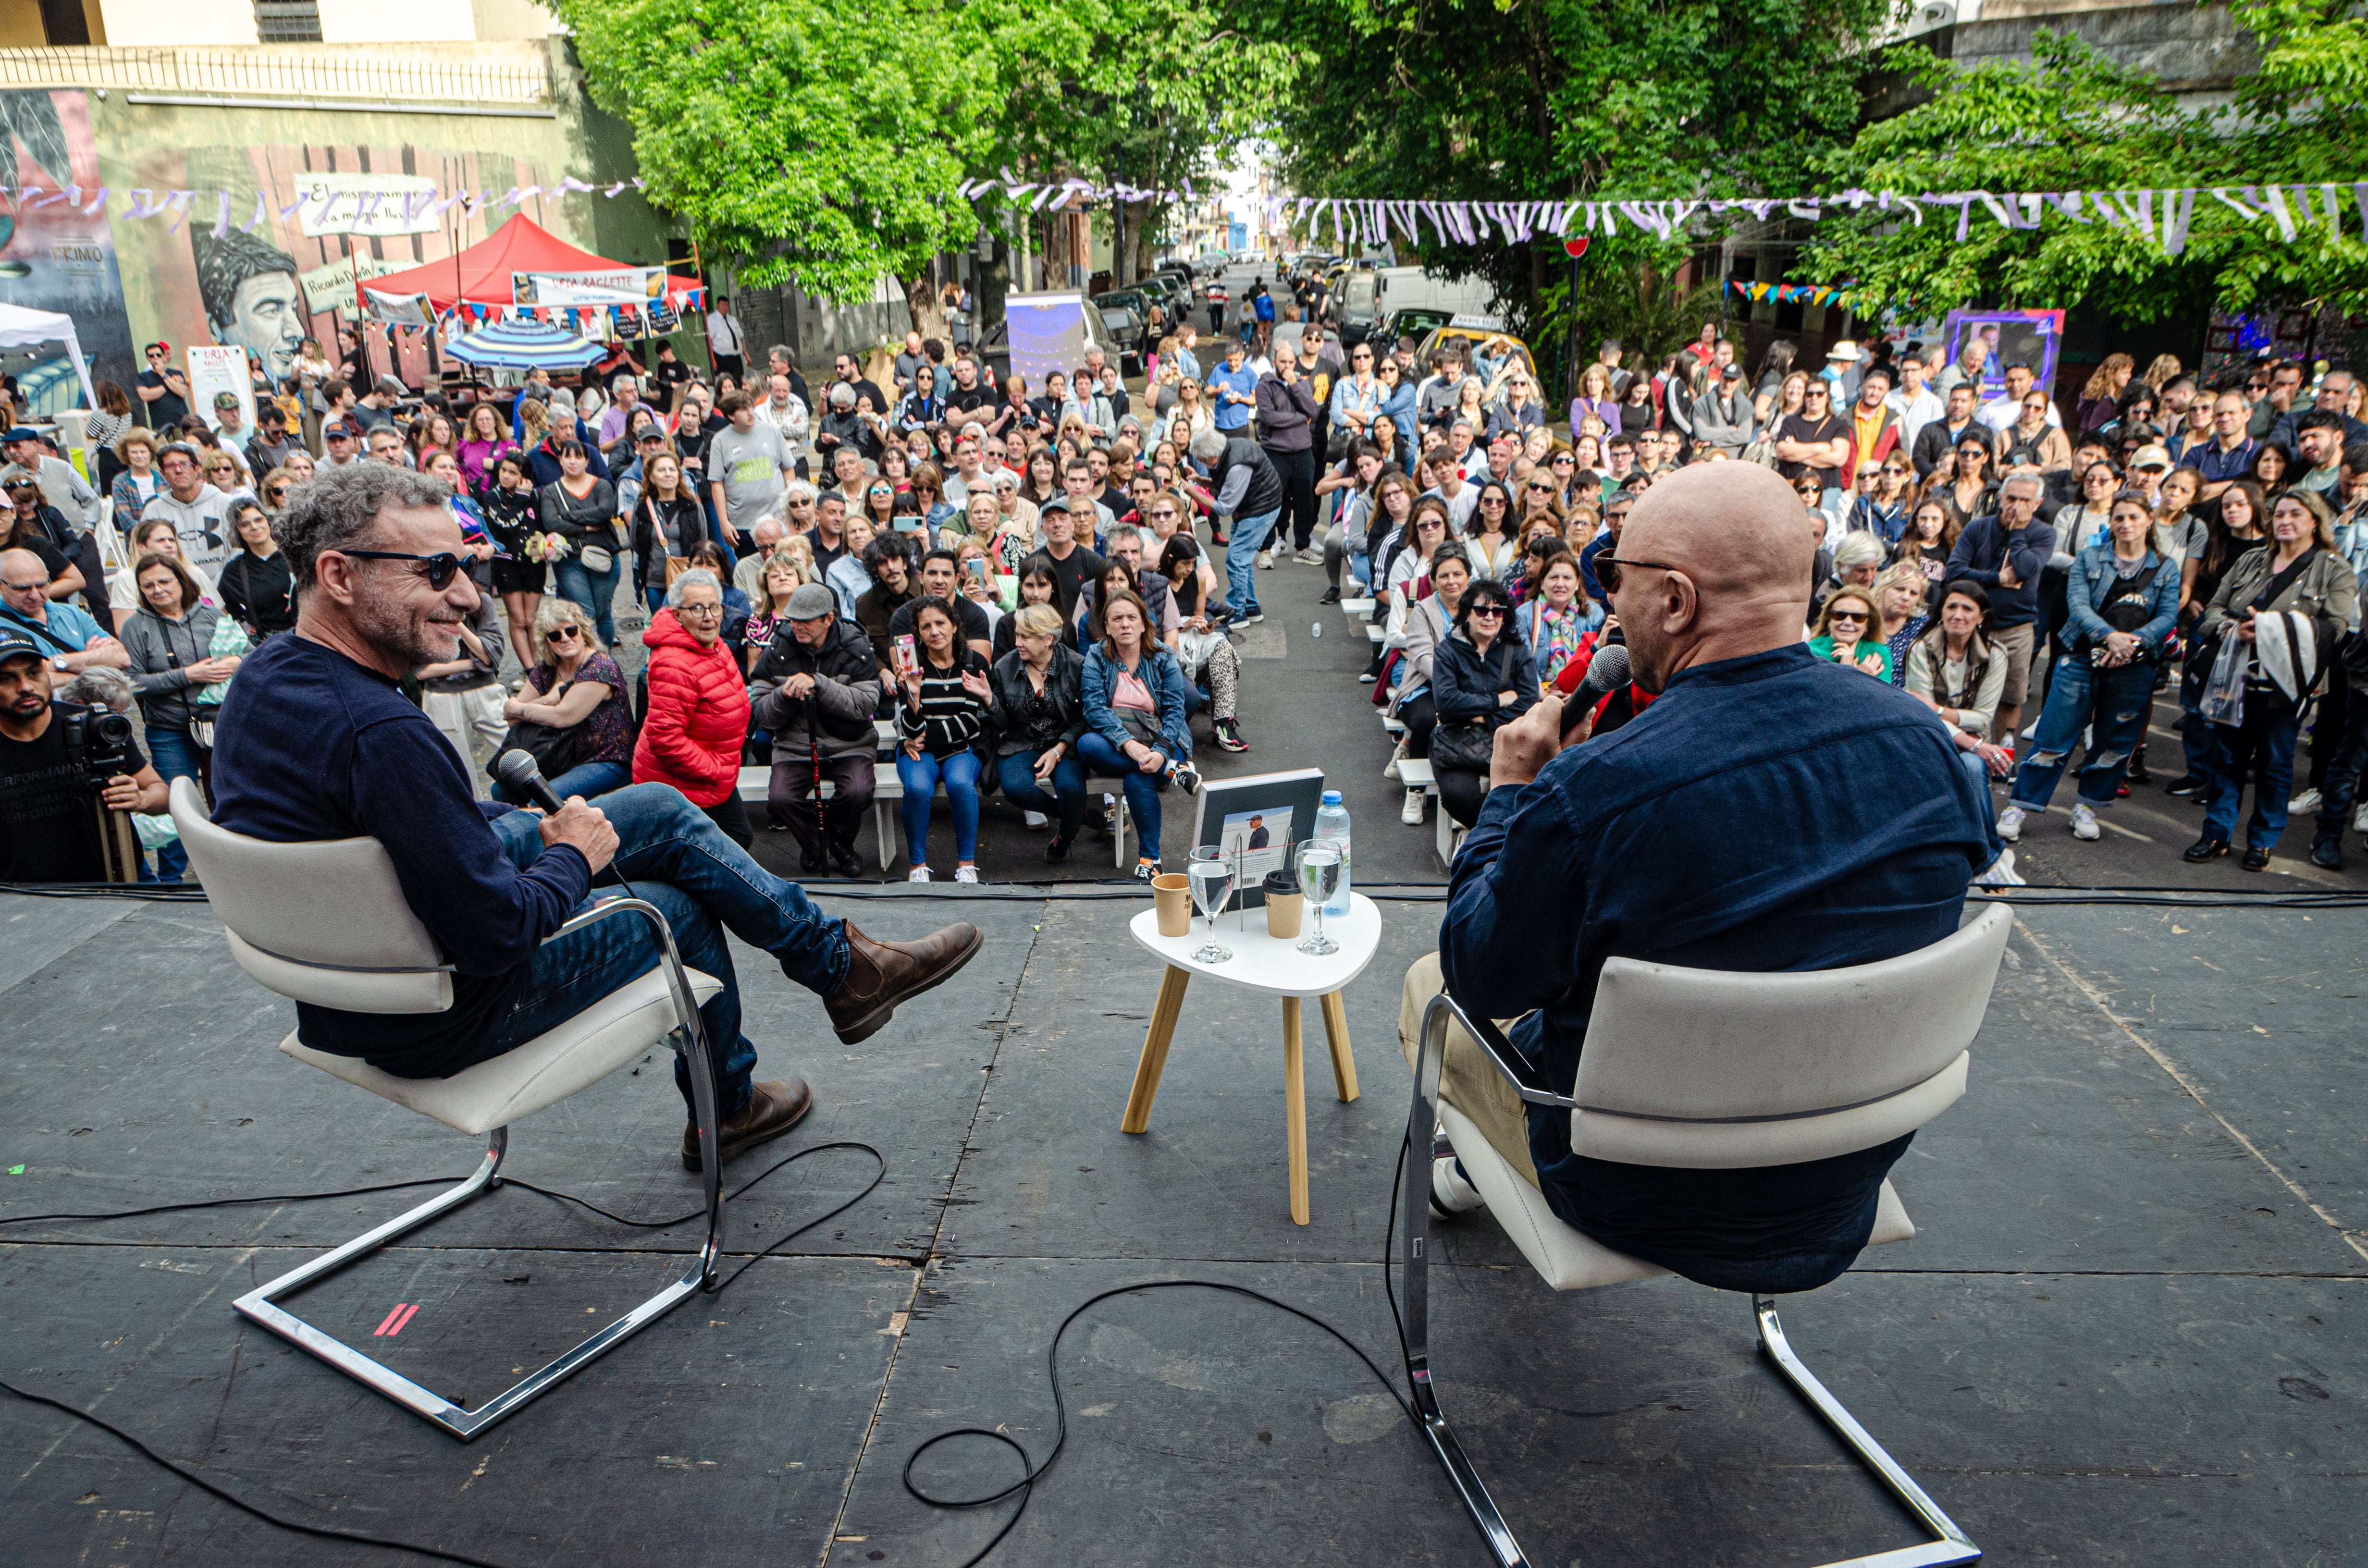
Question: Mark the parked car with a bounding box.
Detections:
[1411,322,1536,383]
[1090,290,1151,373]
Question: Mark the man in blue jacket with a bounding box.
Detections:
[1418,463,1995,1291]
[1945,470,2056,752]
[210,464,982,1173]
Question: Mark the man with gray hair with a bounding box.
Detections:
[1191,427,1284,626]
[732,514,788,600]
[1946,469,2054,747]
[209,463,983,1172]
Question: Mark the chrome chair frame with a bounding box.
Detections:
[233,897,728,1442]
[1399,989,1980,1568]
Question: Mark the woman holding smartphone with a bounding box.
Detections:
[894,596,994,883]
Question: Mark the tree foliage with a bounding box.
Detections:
[1806,5,2368,318]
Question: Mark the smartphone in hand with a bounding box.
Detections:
[893,634,920,681]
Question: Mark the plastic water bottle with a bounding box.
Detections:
[1311,620,1322,638]
[1313,790,1352,918]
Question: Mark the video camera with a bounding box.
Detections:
[61,702,135,794]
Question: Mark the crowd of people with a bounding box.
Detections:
[4,281,2365,886]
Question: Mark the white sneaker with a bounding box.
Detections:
[1996,806,2025,842]
[1022,810,1049,830]
[1256,550,1274,569]
[906,865,932,883]
[2290,788,2322,815]
[1401,786,1427,825]
[2356,799,2368,833]
[1295,548,1324,566]
[1383,740,1406,782]
[2070,803,2100,840]
[1973,848,2026,887]
[1429,1156,1486,1218]
[954,865,979,884]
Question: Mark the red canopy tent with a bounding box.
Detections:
[366,214,699,313]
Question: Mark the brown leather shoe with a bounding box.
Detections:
[680,1077,814,1172]
[822,920,984,1044]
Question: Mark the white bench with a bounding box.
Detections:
[1366,624,1384,644]
[1393,756,1460,868]
[738,762,1136,871]
[1340,597,1376,618]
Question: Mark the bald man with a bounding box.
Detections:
[1414,462,1998,1293]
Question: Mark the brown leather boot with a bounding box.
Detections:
[680,1077,814,1171]
[822,920,983,1043]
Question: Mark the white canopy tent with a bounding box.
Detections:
[0,302,97,414]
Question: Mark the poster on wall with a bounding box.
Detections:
[1942,309,2064,401]
[185,344,254,434]
[0,91,136,414]
[290,172,441,238]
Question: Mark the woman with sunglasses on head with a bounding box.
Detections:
[1942,434,1999,529]
[1429,576,1537,830]
[1464,479,1520,583]
[536,438,624,649]
[217,499,295,642]
[2187,487,2355,870]
[1809,587,1890,680]
[494,598,635,804]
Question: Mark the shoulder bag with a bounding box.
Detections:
[493,677,582,780]
[1429,641,1515,772]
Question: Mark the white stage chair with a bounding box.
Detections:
[1402,903,2011,1567]
[171,778,729,1441]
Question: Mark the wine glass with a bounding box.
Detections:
[1297,844,1342,956]
[1186,846,1233,963]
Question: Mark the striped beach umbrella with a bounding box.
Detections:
[444,319,604,371]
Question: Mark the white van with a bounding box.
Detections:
[1340,267,1494,346]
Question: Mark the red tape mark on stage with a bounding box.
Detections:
[373,1303,421,1337]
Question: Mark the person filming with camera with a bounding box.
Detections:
[0,627,167,881]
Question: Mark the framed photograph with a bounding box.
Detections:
[1188,767,1325,909]
[1942,309,2064,402]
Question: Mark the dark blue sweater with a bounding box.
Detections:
[1945,513,2056,631]
[1440,644,1996,1291]
[210,634,589,1074]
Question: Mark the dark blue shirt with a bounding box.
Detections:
[2176,435,2257,485]
[1946,513,2056,631]
[210,634,590,1075]
[1440,644,1996,1290]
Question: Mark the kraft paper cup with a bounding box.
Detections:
[1152,873,1192,937]
[1266,890,1305,939]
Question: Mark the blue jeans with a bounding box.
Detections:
[642,583,666,616]
[2010,655,2155,812]
[897,748,982,865]
[2177,647,2222,785]
[997,748,1088,841]
[490,757,633,806]
[2313,677,2368,838]
[486,784,849,1118]
[1221,505,1282,618]
[146,724,203,882]
[1077,730,1170,861]
[1954,747,1999,829]
[553,554,624,647]
[2203,709,2303,849]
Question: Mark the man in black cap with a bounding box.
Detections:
[751,580,880,876]
[246,401,297,478]
[0,626,166,881]
[321,419,364,468]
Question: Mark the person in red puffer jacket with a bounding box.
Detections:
[634,568,753,844]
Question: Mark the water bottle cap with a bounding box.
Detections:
[1321,790,1343,805]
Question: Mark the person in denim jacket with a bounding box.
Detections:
[1080,588,1196,878]
[1997,493,2180,845]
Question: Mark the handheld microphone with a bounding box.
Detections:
[1559,643,1630,740]
[493,748,566,815]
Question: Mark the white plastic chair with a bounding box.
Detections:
[170,778,728,1440]
[1403,902,2011,1567]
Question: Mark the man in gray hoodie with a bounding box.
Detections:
[1690,363,1758,458]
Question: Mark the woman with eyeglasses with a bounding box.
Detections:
[216,499,294,642]
[495,598,635,804]
[1809,587,1890,680]
[1465,480,1519,583]
[1485,371,1544,446]
[1429,576,1538,828]
[746,552,807,675]
[201,450,254,506]
[632,568,754,846]
[1999,390,2072,474]
[108,518,219,632]
[2054,459,2124,553]
[456,402,520,498]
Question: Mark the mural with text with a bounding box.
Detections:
[0,91,133,414]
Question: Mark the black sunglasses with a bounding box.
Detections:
[1467,604,1505,617]
[1596,555,1679,595]
[339,549,464,588]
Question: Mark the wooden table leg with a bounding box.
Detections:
[1121,965,1191,1134]
[1319,989,1358,1103]
[1282,996,1309,1225]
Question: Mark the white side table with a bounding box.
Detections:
[1122,893,1383,1224]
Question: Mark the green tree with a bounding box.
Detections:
[1807,10,2368,318]
[553,0,998,338]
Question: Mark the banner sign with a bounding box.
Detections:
[365,288,434,329]
[185,343,253,435]
[289,173,441,238]
[299,253,402,317]
[512,267,669,306]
